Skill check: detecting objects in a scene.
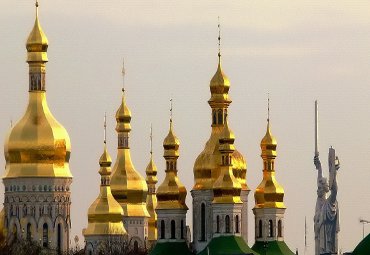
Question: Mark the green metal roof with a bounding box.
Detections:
[352,233,370,255]
[149,241,193,255]
[197,236,260,255]
[252,241,295,255]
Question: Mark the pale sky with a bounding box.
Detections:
[1,1,370,253]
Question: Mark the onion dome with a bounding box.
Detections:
[110,90,150,218]
[213,119,242,204]
[254,120,285,209]
[84,144,126,236]
[4,2,71,179]
[193,56,247,191]
[156,119,188,210]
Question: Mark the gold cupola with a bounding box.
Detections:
[4,2,72,179]
[83,130,126,236]
[156,112,188,210]
[213,118,242,204]
[193,52,247,191]
[110,67,150,218]
[254,110,285,209]
[146,126,158,242]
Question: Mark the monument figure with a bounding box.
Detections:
[313,101,340,255]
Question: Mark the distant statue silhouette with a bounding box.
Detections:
[314,147,340,255]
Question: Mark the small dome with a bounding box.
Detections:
[210,61,230,95]
[99,145,112,175]
[145,156,158,185]
[26,13,48,53]
[163,121,180,148]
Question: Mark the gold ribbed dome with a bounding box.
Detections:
[254,121,285,209]
[193,57,247,191]
[4,3,71,179]
[111,91,150,218]
[156,119,188,210]
[84,144,126,236]
[213,120,242,204]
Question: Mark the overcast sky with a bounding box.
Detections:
[1,0,370,253]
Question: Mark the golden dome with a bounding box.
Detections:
[193,57,248,191]
[26,2,48,62]
[146,155,158,186]
[84,144,126,236]
[111,87,150,218]
[4,3,71,179]
[156,119,188,210]
[254,120,285,209]
[213,120,242,204]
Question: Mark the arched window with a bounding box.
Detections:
[26,223,31,241]
[268,220,273,237]
[57,224,62,253]
[134,241,139,253]
[213,111,217,125]
[181,220,184,239]
[42,223,48,247]
[171,220,176,239]
[235,215,239,233]
[278,220,282,237]
[216,215,220,233]
[201,203,206,241]
[160,220,165,239]
[166,162,169,170]
[225,215,230,233]
[258,220,262,238]
[218,110,223,125]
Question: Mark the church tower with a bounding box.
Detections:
[146,126,158,247]
[110,63,150,250]
[150,105,192,255]
[83,117,126,255]
[191,24,249,253]
[3,2,72,253]
[251,100,294,255]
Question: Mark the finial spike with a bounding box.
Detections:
[170,98,173,124]
[35,0,39,17]
[150,124,153,156]
[267,93,270,123]
[121,57,125,93]
[218,16,221,61]
[104,112,107,144]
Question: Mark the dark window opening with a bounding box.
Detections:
[181,220,184,239]
[171,220,176,239]
[278,220,282,237]
[269,220,273,237]
[26,223,31,241]
[201,203,206,241]
[160,220,165,239]
[225,215,230,233]
[216,215,220,233]
[42,223,48,247]
[258,220,263,238]
[235,215,239,233]
[57,224,62,254]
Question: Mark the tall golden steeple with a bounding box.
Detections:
[4,1,72,178]
[213,116,242,204]
[146,125,158,242]
[254,98,285,209]
[110,60,150,217]
[156,100,188,210]
[193,21,247,191]
[84,116,126,236]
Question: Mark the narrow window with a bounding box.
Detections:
[26,223,31,241]
[258,220,262,238]
[57,224,62,253]
[213,111,217,125]
[216,215,220,233]
[43,223,48,247]
[171,220,176,239]
[134,241,139,253]
[269,220,273,237]
[218,110,223,125]
[278,220,282,237]
[161,220,165,239]
[225,215,230,233]
[201,203,206,241]
[181,220,184,239]
[235,215,239,233]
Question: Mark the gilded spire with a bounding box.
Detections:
[156,102,188,210]
[213,116,242,204]
[4,2,71,178]
[110,62,150,218]
[84,119,126,236]
[254,97,285,209]
[146,124,158,242]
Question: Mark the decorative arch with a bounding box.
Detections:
[8,217,21,241]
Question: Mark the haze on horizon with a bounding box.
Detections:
[1,1,370,253]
